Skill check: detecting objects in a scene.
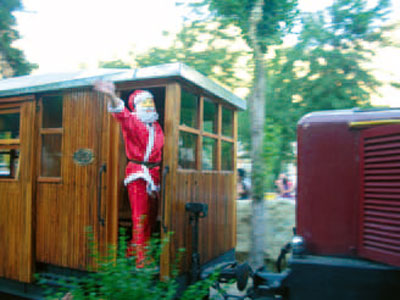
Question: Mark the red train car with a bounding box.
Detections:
[297,108,400,266]
[216,108,400,300]
[289,108,400,299]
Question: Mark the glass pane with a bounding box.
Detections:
[221,141,233,171]
[178,131,197,169]
[180,89,199,128]
[42,95,63,128]
[202,137,217,170]
[203,98,217,134]
[0,113,20,139]
[41,134,62,177]
[222,107,233,137]
[0,150,19,178]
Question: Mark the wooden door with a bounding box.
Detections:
[0,99,36,282]
[35,90,113,270]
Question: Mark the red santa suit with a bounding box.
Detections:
[108,90,164,266]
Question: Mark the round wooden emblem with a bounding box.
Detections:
[73,149,95,166]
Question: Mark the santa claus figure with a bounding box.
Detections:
[94,81,164,266]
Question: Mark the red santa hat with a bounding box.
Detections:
[128,90,154,111]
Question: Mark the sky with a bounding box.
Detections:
[14,0,184,72]
[12,0,400,106]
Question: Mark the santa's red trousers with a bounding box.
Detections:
[127,179,158,266]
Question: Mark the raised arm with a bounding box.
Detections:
[93,80,122,108]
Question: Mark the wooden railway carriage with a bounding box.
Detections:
[0,62,246,296]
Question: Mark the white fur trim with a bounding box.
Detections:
[124,165,160,194]
[107,99,125,113]
[134,90,153,105]
[144,124,155,162]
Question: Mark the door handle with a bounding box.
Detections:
[98,163,106,226]
[161,165,169,233]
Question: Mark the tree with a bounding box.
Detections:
[99,20,248,90]
[264,0,396,183]
[0,0,36,77]
[135,22,247,89]
[195,0,298,268]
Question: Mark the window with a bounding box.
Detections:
[40,95,63,179]
[178,131,197,169]
[0,150,20,177]
[221,141,233,170]
[180,89,199,128]
[203,98,217,134]
[222,107,233,137]
[0,109,20,178]
[178,87,236,172]
[202,137,217,170]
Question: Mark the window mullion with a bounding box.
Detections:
[217,104,222,171]
[197,96,204,170]
[0,139,20,145]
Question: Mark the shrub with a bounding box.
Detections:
[37,228,216,300]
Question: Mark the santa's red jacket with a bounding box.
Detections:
[108,100,164,191]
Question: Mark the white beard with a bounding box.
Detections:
[135,110,159,123]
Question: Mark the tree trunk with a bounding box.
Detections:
[248,0,267,269]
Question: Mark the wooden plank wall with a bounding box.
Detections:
[36,89,107,269]
[170,171,235,272]
[161,82,238,274]
[0,100,36,282]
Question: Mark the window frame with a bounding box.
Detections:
[177,87,235,173]
[38,94,64,183]
[0,107,21,181]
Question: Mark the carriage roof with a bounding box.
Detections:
[298,107,400,125]
[0,62,246,110]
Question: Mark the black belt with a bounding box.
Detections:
[128,159,161,168]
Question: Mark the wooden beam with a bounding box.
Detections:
[39,128,63,135]
[232,110,238,247]
[221,136,235,143]
[105,92,120,253]
[0,144,19,150]
[178,125,200,135]
[203,131,219,140]
[0,95,34,104]
[217,104,222,171]
[0,139,20,145]
[160,83,181,279]
[0,107,20,114]
[116,79,171,91]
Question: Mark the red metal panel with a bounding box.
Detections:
[359,124,400,267]
[297,121,361,255]
[297,110,400,266]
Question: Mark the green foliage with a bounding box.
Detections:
[135,21,247,89]
[38,228,217,300]
[262,120,290,190]
[98,59,131,69]
[184,0,298,53]
[0,0,36,76]
[264,0,396,177]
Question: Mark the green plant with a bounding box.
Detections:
[37,228,218,299]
